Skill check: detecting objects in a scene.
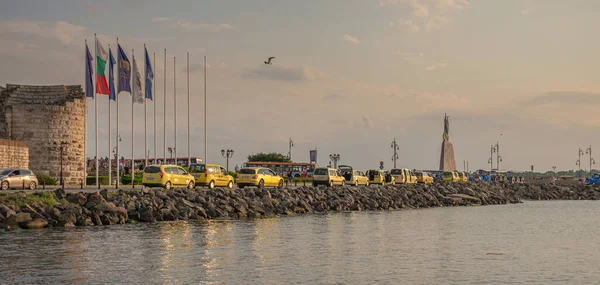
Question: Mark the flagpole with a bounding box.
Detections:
[144,44,148,169]
[204,55,207,166]
[132,48,135,188]
[116,38,120,189]
[153,52,156,165]
[95,34,99,189]
[187,52,190,167]
[84,39,88,187]
[163,49,166,165]
[174,56,177,165]
[108,44,112,187]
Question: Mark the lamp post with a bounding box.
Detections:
[53,141,69,189]
[221,149,234,172]
[577,148,584,178]
[390,138,399,168]
[488,144,497,173]
[168,147,175,164]
[287,138,294,160]
[586,145,595,177]
[329,154,341,169]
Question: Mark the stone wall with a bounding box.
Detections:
[0,139,29,169]
[0,85,86,185]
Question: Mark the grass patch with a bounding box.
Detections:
[8,192,60,208]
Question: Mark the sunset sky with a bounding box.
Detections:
[1,0,600,172]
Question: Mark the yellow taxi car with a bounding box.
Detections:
[142,165,195,190]
[339,165,369,186]
[236,167,284,189]
[313,167,345,187]
[188,163,235,189]
[458,172,469,182]
[415,171,434,184]
[390,168,418,184]
[366,169,396,185]
[442,171,461,182]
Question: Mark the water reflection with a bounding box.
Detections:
[1,201,600,284]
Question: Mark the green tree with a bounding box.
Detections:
[247,152,291,162]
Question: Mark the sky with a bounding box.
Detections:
[1,0,600,172]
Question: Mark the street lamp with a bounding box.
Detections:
[221,149,234,172]
[586,145,595,177]
[391,138,399,168]
[287,138,294,160]
[577,148,584,178]
[168,147,175,164]
[53,141,69,189]
[329,154,341,169]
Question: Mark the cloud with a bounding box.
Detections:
[323,93,342,101]
[391,20,421,32]
[386,0,470,32]
[362,115,375,128]
[525,92,600,106]
[244,65,326,82]
[0,20,86,46]
[152,17,234,31]
[425,62,448,71]
[343,34,360,44]
[395,51,424,60]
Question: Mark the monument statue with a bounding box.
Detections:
[439,113,457,171]
[443,113,449,140]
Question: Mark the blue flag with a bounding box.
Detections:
[117,44,131,94]
[85,42,94,98]
[108,47,116,101]
[144,46,154,100]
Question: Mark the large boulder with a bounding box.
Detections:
[23,218,49,229]
[86,192,106,208]
[66,192,87,206]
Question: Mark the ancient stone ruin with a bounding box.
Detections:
[0,84,86,185]
[439,113,457,171]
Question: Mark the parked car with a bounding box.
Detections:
[585,173,600,185]
[415,171,434,184]
[365,169,395,185]
[312,167,345,187]
[142,165,195,190]
[442,171,461,182]
[188,163,234,189]
[0,168,38,190]
[236,167,284,188]
[459,172,469,182]
[390,168,418,184]
[338,165,369,186]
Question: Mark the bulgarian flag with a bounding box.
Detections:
[95,38,110,95]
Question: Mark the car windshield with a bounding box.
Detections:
[0,169,12,176]
[314,168,328,175]
[189,164,205,173]
[442,172,452,177]
[239,169,256,174]
[415,172,423,177]
[390,169,402,174]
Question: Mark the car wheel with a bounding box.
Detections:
[1,181,8,191]
[258,179,264,189]
[164,181,172,190]
[381,181,385,186]
[366,181,370,186]
[227,181,233,189]
[188,181,195,189]
[354,180,359,187]
[209,180,215,190]
[392,180,396,185]
[29,181,36,190]
[341,181,345,186]
[278,180,284,188]
[328,180,333,187]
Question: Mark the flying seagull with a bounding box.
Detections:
[264,57,275,65]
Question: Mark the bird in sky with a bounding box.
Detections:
[264,57,275,65]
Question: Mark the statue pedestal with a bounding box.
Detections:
[439,139,456,171]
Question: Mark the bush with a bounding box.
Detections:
[36,173,57,186]
[86,176,110,185]
[228,171,237,179]
[121,173,143,185]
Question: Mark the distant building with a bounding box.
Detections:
[0,84,86,185]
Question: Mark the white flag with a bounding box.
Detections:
[132,54,144,104]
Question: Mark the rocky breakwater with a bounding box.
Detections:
[0,183,522,230]
[508,183,600,200]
